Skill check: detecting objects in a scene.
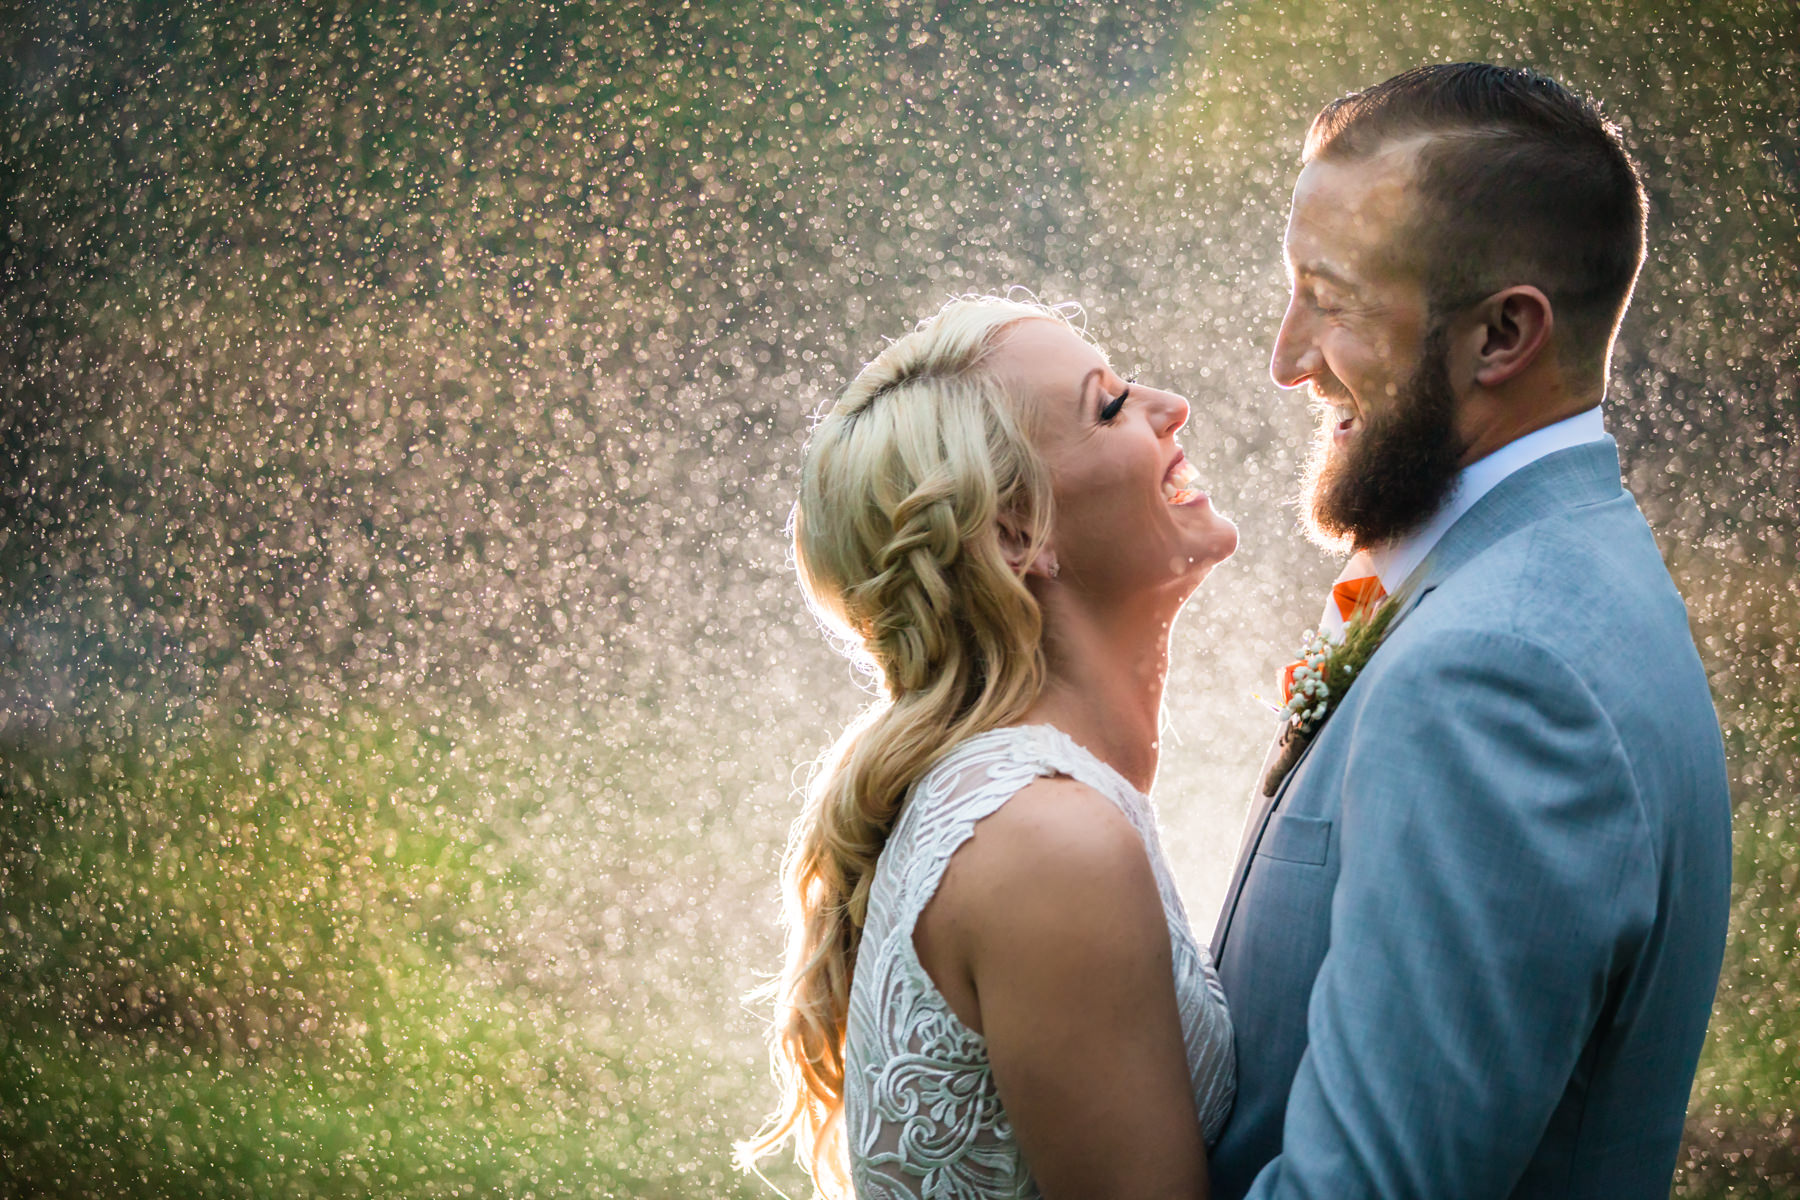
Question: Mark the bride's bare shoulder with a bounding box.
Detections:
[957,774,1146,878]
[913,775,1163,1031]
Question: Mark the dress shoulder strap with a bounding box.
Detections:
[872,724,1165,938]
[874,727,1049,936]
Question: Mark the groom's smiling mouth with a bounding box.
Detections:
[1310,383,1361,447]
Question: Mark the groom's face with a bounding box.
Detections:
[1272,143,1468,550]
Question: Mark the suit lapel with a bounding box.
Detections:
[1210,724,1293,951]
[1396,436,1625,603]
[1213,576,1435,955]
[1210,438,1626,958]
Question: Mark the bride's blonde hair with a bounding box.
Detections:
[741,294,1082,1193]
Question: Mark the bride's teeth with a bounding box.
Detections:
[1163,460,1201,504]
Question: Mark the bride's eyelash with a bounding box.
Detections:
[1099,376,1137,423]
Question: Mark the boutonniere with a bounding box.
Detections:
[1260,596,1401,796]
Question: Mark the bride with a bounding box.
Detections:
[743,295,1238,1198]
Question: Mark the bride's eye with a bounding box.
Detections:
[1099,380,1133,423]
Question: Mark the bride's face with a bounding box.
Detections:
[994,320,1238,599]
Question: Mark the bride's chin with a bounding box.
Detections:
[1213,520,1241,561]
[1189,517,1240,570]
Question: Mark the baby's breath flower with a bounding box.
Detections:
[1277,595,1401,737]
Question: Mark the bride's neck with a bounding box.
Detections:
[1020,592,1177,794]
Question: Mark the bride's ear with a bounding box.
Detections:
[997,514,1059,580]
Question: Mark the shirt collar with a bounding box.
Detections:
[1368,405,1608,592]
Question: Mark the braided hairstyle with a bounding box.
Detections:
[741,295,1079,1193]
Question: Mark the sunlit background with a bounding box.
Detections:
[1,1,1794,1196]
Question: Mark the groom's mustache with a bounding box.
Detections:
[1305,373,1354,410]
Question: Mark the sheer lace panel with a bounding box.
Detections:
[842,725,1235,1199]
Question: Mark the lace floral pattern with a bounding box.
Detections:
[843,725,1236,1199]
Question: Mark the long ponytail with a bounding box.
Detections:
[740,296,1080,1193]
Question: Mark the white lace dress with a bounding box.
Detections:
[842,724,1235,1198]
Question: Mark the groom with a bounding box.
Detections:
[1209,64,1732,1198]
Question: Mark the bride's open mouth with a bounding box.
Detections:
[1162,454,1208,506]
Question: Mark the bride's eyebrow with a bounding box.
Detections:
[1077,366,1106,412]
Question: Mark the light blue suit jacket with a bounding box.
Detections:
[1209,438,1732,1199]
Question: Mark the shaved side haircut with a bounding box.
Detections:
[1305,63,1648,390]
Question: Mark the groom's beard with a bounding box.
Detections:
[1300,323,1467,553]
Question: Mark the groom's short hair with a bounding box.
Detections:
[1304,63,1647,389]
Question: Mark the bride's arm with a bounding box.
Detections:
[914,775,1210,1200]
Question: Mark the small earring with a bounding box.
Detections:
[1047,557,1060,578]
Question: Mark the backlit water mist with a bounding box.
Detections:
[2,2,1795,1195]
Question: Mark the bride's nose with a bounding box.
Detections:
[1154,388,1190,437]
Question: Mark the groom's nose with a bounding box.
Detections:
[1270,299,1320,389]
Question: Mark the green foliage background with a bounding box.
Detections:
[2,1,1794,1195]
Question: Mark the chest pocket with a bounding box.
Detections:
[1256,813,1333,866]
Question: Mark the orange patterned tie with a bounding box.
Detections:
[1330,572,1388,626]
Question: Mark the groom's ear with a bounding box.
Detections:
[1469,285,1554,388]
